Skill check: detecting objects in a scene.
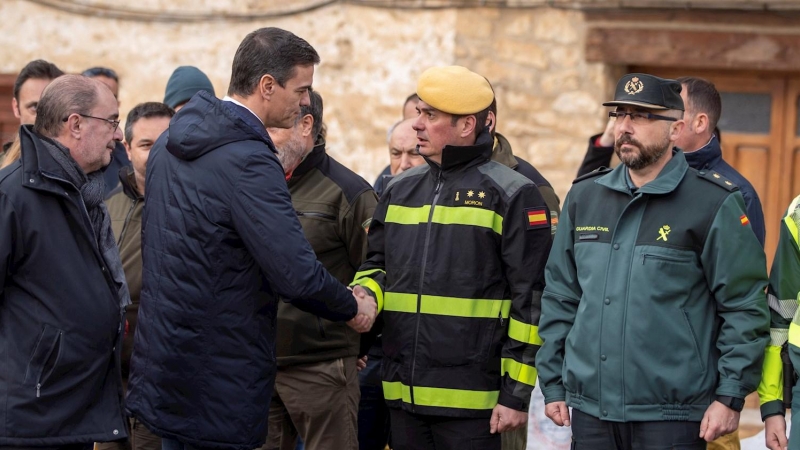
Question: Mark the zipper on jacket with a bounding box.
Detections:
[499,311,504,327]
[118,197,140,246]
[296,211,336,221]
[641,253,692,265]
[35,330,62,398]
[410,170,443,411]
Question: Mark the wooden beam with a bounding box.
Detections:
[586,28,800,71]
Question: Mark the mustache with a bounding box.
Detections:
[615,135,642,149]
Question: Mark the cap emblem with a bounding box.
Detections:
[624,77,644,95]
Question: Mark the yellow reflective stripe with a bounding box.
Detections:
[356,278,384,313]
[786,214,799,247]
[384,205,503,234]
[501,358,538,387]
[382,381,499,410]
[352,268,385,281]
[790,322,800,346]
[384,292,511,318]
[758,345,784,404]
[507,318,543,345]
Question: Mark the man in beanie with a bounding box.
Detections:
[536,73,769,449]
[163,66,216,111]
[351,66,552,448]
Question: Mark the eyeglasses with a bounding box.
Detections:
[63,113,120,131]
[609,111,678,122]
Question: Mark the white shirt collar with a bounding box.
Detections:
[222,96,262,124]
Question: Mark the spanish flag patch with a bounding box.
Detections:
[740,214,750,226]
[526,208,549,230]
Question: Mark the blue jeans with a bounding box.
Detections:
[357,353,390,450]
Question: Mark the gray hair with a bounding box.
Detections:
[34,75,98,138]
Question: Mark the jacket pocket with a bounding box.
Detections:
[681,309,706,372]
[24,325,63,398]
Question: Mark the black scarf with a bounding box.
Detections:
[41,138,131,310]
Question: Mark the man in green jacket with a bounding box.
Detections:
[262,90,378,450]
[104,101,174,450]
[536,73,769,450]
[759,194,800,450]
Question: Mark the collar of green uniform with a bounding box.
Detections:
[118,164,142,200]
[491,132,518,169]
[428,129,493,172]
[287,139,326,183]
[595,148,688,195]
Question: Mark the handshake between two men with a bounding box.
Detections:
[347,285,378,333]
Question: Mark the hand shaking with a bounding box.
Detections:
[347,285,377,333]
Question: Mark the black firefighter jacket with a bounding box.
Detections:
[0,126,128,445]
[352,130,553,418]
[126,92,358,450]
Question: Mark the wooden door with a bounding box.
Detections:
[0,74,17,148]
[636,68,799,268]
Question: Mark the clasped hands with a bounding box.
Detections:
[347,285,377,333]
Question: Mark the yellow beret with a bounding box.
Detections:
[416,66,494,115]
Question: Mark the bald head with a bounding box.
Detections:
[389,118,423,175]
[34,75,99,138]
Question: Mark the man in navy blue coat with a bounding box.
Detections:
[125,27,376,450]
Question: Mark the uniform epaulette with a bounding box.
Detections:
[696,170,739,192]
[572,167,611,184]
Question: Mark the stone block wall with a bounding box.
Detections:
[0,0,618,199]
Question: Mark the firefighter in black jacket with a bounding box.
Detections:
[352,66,552,449]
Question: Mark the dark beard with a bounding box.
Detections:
[614,134,671,171]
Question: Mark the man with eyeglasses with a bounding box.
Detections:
[83,66,131,196]
[0,74,130,448]
[536,73,769,450]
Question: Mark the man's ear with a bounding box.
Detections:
[259,74,276,99]
[300,114,314,138]
[460,115,477,138]
[65,114,82,139]
[11,98,20,119]
[670,119,685,142]
[693,113,709,135]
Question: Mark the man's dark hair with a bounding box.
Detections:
[298,89,323,142]
[82,67,119,82]
[124,102,175,144]
[676,76,722,132]
[13,59,64,101]
[33,75,97,138]
[450,106,491,140]
[227,27,320,97]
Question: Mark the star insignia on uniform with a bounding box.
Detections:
[725,181,732,186]
[478,191,486,199]
[713,173,721,179]
[467,190,474,197]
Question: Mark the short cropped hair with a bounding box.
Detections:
[124,102,175,144]
[13,59,64,101]
[33,75,97,138]
[227,27,320,97]
[676,76,722,131]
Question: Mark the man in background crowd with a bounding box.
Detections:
[163,65,216,111]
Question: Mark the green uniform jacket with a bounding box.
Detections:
[758,195,800,419]
[536,150,769,422]
[352,131,553,418]
[105,167,143,383]
[275,142,378,366]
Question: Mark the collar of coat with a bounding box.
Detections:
[18,125,80,196]
[117,165,142,200]
[490,132,519,170]
[424,129,494,173]
[595,149,689,195]
[287,138,326,184]
[683,134,722,171]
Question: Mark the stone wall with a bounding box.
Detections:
[0,0,615,200]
